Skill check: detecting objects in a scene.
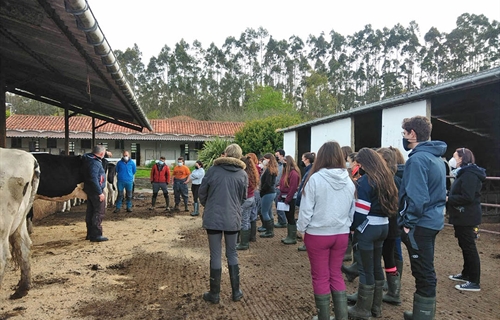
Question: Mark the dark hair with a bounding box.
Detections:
[241,156,259,191]
[195,160,203,167]
[341,146,353,161]
[389,146,405,165]
[178,157,184,161]
[356,148,398,217]
[348,152,358,163]
[263,153,278,176]
[456,148,475,166]
[302,152,316,164]
[275,149,285,157]
[402,116,432,141]
[282,155,301,187]
[302,141,345,192]
[377,148,397,175]
[160,156,166,160]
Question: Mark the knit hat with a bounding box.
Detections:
[224,144,243,159]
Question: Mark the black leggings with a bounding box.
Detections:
[206,230,239,269]
[284,199,296,225]
[191,184,200,203]
[382,238,397,270]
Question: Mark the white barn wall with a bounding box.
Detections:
[310,118,352,152]
[283,131,296,158]
[381,99,430,158]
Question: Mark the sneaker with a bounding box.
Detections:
[455,281,480,292]
[449,273,469,282]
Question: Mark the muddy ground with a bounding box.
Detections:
[0,180,499,320]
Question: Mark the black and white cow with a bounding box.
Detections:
[0,148,40,299]
[106,162,117,207]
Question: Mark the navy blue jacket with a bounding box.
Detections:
[398,141,447,231]
[295,164,312,207]
[82,153,106,196]
[447,164,486,226]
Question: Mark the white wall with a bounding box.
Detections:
[381,99,430,158]
[283,131,296,158]
[310,118,352,152]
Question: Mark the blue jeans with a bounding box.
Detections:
[401,226,440,297]
[116,180,133,209]
[173,178,189,205]
[260,193,276,221]
[251,190,261,222]
[241,197,255,230]
[355,224,388,285]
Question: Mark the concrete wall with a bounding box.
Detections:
[310,118,352,152]
[381,99,429,158]
[283,131,296,158]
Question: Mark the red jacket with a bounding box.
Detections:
[279,169,300,204]
[150,163,171,183]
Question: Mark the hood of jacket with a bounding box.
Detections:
[213,157,246,172]
[316,168,350,190]
[457,164,486,181]
[409,140,447,158]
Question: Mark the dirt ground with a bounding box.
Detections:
[1,181,499,320]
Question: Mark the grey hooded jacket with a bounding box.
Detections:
[200,157,248,231]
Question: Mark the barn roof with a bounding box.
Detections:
[6,115,244,141]
[280,67,500,140]
[0,0,152,132]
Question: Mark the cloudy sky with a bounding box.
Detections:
[88,0,500,63]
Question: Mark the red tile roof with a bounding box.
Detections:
[7,115,244,137]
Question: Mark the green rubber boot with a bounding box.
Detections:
[281,224,297,244]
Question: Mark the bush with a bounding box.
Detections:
[197,137,233,170]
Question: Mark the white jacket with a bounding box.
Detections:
[297,168,356,236]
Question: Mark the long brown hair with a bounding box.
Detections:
[356,148,398,217]
[241,156,259,191]
[263,153,278,176]
[377,148,397,175]
[281,155,301,187]
[246,153,259,167]
[303,141,345,192]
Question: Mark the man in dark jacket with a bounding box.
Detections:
[83,145,108,242]
[399,116,447,320]
[199,144,248,305]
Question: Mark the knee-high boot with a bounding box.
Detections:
[383,272,401,305]
[236,229,250,250]
[228,264,243,301]
[403,293,436,320]
[150,193,157,209]
[348,283,374,320]
[203,268,221,304]
[312,294,332,320]
[331,290,348,320]
[191,202,199,216]
[343,236,353,262]
[257,214,266,232]
[163,194,170,211]
[371,280,385,318]
[259,220,274,238]
[250,221,257,242]
[342,262,359,283]
[281,224,297,244]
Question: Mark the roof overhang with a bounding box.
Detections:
[0,0,152,131]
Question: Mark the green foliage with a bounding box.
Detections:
[234,115,302,156]
[135,167,152,178]
[197,137,233,170]
[245,85,293,113]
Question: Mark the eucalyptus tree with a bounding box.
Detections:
[301,71,338,119]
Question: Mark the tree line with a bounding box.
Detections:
[7,13,499,123]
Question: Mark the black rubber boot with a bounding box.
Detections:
[331,290,348,320]
[259,220,274,238]
[151,193,157,209]
[347,291,358,304]
[191,202,199,216]
[250,221,257,242]
[403,293,436,320]
[184,203,189,212]
[383,272,401,305]
[348,283,375,320]
[228,264,243,301]
[396,259,403,281]
[257,215,266,232]
[203,268,221,304]
[236,229,250,250]
[341,262,359,282]
[312,294,332,320]
[343,236,353,262]
[173,203,179,212]
[281,224,297,244]
[371,280,385,318]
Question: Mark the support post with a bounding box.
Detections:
[0,57,6,148]
[64,106,69,155]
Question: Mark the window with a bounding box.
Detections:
[115,140,124,150]
[11,137,22,148]
[81,140,91,149]
[28,140,39,152]
[69,141,75,153]
[47,138,57,149]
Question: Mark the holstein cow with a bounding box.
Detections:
[0,148,40,299]
[106,162,117,207]
[26,153,87,233]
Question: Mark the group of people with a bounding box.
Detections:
[80,115,485,320]
[195,115,486,320]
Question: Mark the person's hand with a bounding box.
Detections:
[297,231,302,238]
[99,193,105,202]
[404,227,410,234]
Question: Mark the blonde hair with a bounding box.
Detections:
[224,143,243,159]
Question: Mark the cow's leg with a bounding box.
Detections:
[26,207,34,235]
[9,220,32,299]
[0,234,11,290]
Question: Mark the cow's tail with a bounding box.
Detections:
[26,159,41,235]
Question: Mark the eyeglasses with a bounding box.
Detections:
[401,131,406,137]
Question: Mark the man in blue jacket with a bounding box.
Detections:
[83,145,108,242]
[114,150,137,213]
[399,116,447,320]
